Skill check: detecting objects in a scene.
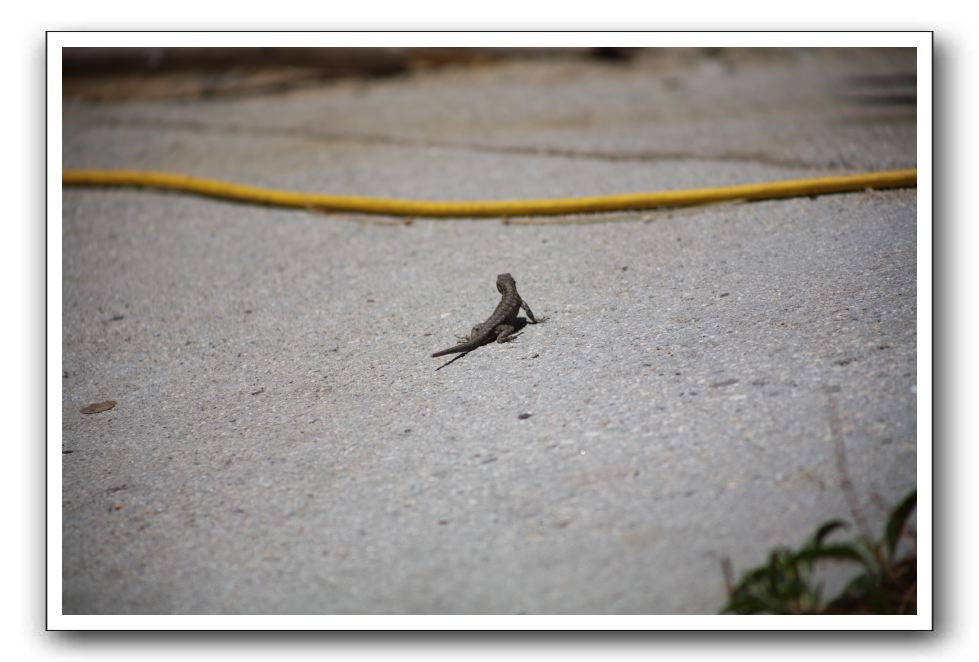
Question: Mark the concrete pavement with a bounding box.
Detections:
[61,47,917,614]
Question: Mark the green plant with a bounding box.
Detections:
[721,489,916,615]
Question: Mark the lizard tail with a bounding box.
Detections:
[432,346,466,358]
[432,341,479,357]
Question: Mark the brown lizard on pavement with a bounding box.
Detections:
[432,273,539,358]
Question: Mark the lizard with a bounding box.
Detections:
[432,273,539,358]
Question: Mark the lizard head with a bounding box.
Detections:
[496,273,515,293]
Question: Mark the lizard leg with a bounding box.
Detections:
[494,324,518,343]
[456,325,482,341]
[520,299,538,323]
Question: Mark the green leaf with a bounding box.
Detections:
[721,487,918,614]
[795,544,869,566]
[885,489,917,559]
[813,519,849,546]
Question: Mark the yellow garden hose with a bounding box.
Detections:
[62,168,916,219]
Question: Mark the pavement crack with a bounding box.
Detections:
[81,114,823,170]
